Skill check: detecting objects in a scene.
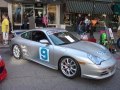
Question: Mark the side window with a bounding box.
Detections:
[21,32,32,40]
[31,31,48,42]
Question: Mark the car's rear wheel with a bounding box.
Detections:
[117,38,120,49]
[59,57,80,79]
[12,45,22,59]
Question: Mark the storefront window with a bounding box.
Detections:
[64,13,76,26]
[22,4,34,26]
[23,8,34,17]
[47,5,56,24]
[64,13,72,25]
[23,4,34,18]
[12,3,22,24]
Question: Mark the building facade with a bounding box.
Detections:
[4,0,62,29]
[3,0,118,31]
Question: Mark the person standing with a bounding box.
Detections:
[76,14,84,34]
[84,16,90,32]
[91,17,98,32]
[77,21,83,35]
[89,17,97,38]
[1,13,9,45]
[42,14,48,27]
[23,12,28,29]
[101,14,110,28]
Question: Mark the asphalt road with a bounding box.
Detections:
[0,48,120,90]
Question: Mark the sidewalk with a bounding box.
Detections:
[0,43,9,48]
[0,34,12,48]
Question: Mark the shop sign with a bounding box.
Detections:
[48,5,56,11]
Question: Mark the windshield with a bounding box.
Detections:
[48,31,79,45]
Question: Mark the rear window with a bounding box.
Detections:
[21,32,32,40]
[16,32,23,35]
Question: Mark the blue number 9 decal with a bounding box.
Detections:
[39,47,49,62]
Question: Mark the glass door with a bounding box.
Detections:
[22,4,34,29]
[23,4,34,21]
[34,3,44,28]
[35,8,43,27]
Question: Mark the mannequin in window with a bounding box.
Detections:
[23,12,28,29]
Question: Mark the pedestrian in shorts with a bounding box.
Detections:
[1,13,9,45]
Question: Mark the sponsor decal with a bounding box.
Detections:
[39,47,49,62]
[21,45,28,56]
[65,36,75,42]
[97,50,108,55]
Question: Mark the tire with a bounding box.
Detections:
[12,44,22,59]
[59,57,81,79]
[117,38,120,49]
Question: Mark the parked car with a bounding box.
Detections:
[10,28,116,79]
[0,55,7,81]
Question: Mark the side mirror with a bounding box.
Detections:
[40,39,49,44]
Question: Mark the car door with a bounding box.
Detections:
[20,31,33,58]
[26,31,54,67]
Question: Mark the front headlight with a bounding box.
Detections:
[87,54,104,65]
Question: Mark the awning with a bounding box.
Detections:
[94,3,113,14]
[66,1,93,14]
[95,0,113,2]
[66,1,113,14]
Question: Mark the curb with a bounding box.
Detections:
[0,45,10,48]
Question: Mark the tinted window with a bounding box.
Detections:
[31,31,48,42]
[21,31,32,40]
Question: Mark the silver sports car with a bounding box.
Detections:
[10,28,116,79]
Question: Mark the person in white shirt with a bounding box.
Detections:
[84,16,90,32]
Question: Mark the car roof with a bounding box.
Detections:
[12,28,67,35]
[35,28,66,33]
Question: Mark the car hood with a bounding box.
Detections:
[62,41,111,60]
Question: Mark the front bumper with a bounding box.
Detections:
[0,60,7,81]
[80,57,116,79]
[81,65,116,79]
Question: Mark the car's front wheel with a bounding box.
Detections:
[12,45,22,59]
[117,38,120,49]
[59,57,80,79]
